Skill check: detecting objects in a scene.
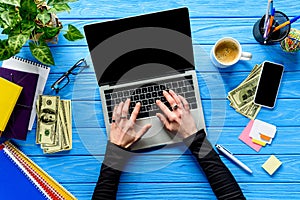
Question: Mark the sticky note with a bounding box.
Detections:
[260,134,271,141]
[249,119,276,145]
[262,155,282,175]
[252,138,266,146]
[239,120,263,152]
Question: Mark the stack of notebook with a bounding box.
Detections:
[0,141,77,199]
[0,56,50,140]
[0,77,23,136]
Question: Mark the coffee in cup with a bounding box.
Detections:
[210,37,252,68]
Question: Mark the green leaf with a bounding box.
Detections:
[20,0,38,20]
[47,0,77,6]
[0,0,20,7]
[0,39,14,60]
[40,26,60,40]
[37,9,51,24]
[8,34,29,54]
[53,3,70,13]
[2,20,35,35]
[63,24,84,41]
[0,9,21,29]
[29,41,54,65]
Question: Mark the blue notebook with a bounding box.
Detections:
[0,145,47,200]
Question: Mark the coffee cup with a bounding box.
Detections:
[210,37,252,68]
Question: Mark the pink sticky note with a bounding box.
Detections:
[239,120,262,152]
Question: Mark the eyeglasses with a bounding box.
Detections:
[51,58,89,93]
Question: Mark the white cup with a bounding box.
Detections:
[210,37,252,68]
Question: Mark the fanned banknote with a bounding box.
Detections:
[36,95,72,154]
[227,64,262,119]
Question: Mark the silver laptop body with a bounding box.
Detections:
[84,8,206,150]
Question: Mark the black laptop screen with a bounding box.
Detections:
[84,8,195,86]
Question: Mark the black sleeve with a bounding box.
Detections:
[92,142,131,200]
[183,129,246,200]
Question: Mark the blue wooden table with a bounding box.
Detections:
[2,0,300,199]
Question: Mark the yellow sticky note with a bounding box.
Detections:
[252,138,266,146]
[262,155,282,175]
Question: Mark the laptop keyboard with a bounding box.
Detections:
[104,75,198,123]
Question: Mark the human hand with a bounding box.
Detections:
[109,99,152,148]
[156,90,197,138]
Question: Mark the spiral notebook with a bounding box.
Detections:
[2,56,50,131]
[0,141,77,200]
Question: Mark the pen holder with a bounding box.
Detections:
[253,11,291,45]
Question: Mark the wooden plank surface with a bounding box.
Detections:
[1,0,300,199]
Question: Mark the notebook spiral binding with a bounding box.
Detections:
[12,56,49,69]
[4,143,65,200]
[2,145,51,200]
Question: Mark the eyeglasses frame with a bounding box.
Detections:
[50,58,88,93]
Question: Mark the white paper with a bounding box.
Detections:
[249,119,276,144]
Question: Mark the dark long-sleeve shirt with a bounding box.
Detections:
[92,129,246,200]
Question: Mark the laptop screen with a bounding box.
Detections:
[84,7,195,86]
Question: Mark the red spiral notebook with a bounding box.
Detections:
[0,141,77,200]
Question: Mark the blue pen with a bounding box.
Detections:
[273,15,300,32]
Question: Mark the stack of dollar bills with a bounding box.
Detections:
[227,64,262,120]
[36,95,72,154]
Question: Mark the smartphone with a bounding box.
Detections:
[254,61,284,108]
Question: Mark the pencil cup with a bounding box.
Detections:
[253,11,291,45]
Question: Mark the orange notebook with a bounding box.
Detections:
[0,77,22,135]
[3,141,77,200]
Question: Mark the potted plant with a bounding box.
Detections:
[0,0,84,65]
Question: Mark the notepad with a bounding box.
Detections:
[249,119,276,145]
[0,77,23,134]
[2,56,50,130]
[239,120,263,152]
[0,142,77,199]
[262,155,282,175]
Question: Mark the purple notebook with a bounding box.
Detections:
[0,68,38,140]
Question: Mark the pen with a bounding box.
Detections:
[273,15,300,32]
[263,0,273,31]
[263,7,276,43]
[267,8,276,36]
[215,144,253,174]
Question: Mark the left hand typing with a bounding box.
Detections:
[109,99,152,148]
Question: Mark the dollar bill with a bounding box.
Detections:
[64,100,72,150]
[227,64,262,119]
[36,95,72,154]
[36,95,59,145]
[229,75,259,109]
[245,102,261,120]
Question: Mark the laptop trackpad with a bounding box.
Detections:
[130,109,205,150]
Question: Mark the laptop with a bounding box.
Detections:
[84,7,206,150]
